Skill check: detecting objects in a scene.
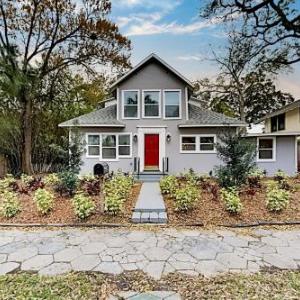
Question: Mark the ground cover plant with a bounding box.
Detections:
[0,172,140,224]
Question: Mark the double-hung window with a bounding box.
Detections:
[257,137,276,161]
[118,134,131,157]
[164,90,181,119]
[181,135,216,153]
[123,90,139,119]
[102,135,117,159]
[87,135,100,157]
[143,90,160,118]
[86,133,132,160]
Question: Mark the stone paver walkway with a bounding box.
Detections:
[132,182,167,223]
[0,228,299,278]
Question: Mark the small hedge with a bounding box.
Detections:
[72,193,95,219]
[221,188,243,213]
[33,188,54,215]
[0,191,21,218]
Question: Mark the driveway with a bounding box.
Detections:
[0,227,299,278]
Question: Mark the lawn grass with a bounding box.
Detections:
[0,270,300,299]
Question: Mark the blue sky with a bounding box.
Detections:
[110,0,300,98]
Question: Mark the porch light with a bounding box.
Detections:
[133,134,138,142]
[166,133,171,142]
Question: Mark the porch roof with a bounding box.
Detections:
[178,104,247,128]
[59,104,125,128]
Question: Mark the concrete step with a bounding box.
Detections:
[134,173,164,182]
[132,211,167,224]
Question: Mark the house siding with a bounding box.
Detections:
[254,136,297,176]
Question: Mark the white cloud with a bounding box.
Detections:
[126,17,222,36]
[177,54,206,61]
[112,0,181,10]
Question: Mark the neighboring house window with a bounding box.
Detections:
[143,90,160,118]
[181,135,216,153]
[87,135,100,157]
[257,137,276,161]
[164,90,181,118]
[271,113,285,132]
[102,135,117,159]
[118,134,131,157]
[123,90,139,119]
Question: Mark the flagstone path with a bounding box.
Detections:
[0,228,299,278]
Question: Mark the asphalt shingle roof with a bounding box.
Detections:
[178,104,246,127]
[59,104,124,127]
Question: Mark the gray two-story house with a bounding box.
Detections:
[59,54,246,177]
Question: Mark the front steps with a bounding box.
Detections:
[134,172,164,182]
[132,182,167,224]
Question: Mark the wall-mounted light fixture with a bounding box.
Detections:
[166,133,171,142]
[133,134,138,143]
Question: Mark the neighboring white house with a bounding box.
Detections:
[59,53,297,177]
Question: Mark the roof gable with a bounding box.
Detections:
[110,53,194,90]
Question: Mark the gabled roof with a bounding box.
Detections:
[110,53,194,90]
[59,104,124,128]
[178,104,246,127]
[257,99,300,123]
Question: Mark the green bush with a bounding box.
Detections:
[160,175,178,195]
[104,193,124,215]
[44,173,61,186]
[20,174,34,186]
[33,188,54,215]
[266,182,290,212]
[183,168,199,185]
[72,193,95,219]
[221,188,243,213]
[174,184,199,211]
[0,174,16,192]
[0,191,21,218]
[56,171,78,196]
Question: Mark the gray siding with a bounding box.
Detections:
[256,136,297,176]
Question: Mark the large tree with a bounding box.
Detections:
[195,33,294,123]
[201,0,300,66]
[0,0,131,174]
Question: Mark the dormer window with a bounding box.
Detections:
[163,90,181,119]
[142,90,161,118]
[271,113,285,132]
[122,90,139,119]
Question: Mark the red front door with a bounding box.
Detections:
[144,134,159,169]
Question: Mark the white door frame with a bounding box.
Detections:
[137,127,166,172]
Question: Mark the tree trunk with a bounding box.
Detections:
[21,92,33,174]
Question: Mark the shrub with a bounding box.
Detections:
[44,173,61,186]
[174,184,199,211]
[274,170,290,190]
[221,188,243,213]
[72,193,95,219]
[266,182,290,212]
[0,174,16,192]
[20,174,34,186]
[160,175,178,195]
[215,130,257,188]
[33,188,54,215]
[104,193,124,215]
[56,171,78,196]
[0,191,21,218]
[184,168,199,185]
[247,168,264,189]
[79,175,101,196]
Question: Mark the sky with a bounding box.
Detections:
[110,0,300,99]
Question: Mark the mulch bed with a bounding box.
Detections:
[0,183,141,225]
[164,178,300,226]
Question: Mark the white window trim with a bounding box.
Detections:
[163,89,182,120]
[118,133,133,159]
[85,133,132,161]
[142,89,161,119]
[180,134,217,154]
[122,89,140,120]
[257,137,276,162]
[86,133,101,158]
